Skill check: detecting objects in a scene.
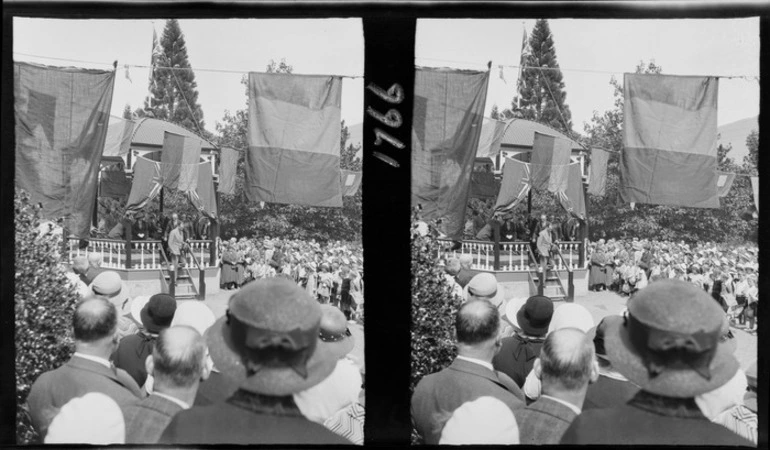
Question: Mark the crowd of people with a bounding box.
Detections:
[588,238,759,333]
[413,265,758,445]
[27,265,366,445]
[218,237,364,321]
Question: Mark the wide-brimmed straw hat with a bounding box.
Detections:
[548,303,595,334]
[90,271,131,315]
[606,279,739,398]
[206,278,344,396]
[465,273,506,309]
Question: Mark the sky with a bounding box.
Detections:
[13,17,760,139]
[13,18,365,136]
[416,18,760,130]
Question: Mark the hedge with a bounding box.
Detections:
[15,190,81,444]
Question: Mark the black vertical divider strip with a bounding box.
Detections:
[1,12,17,447]
[362,17,415,446]
[757,17,769,449]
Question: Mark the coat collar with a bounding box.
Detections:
[67,355,135,391]
[449,358,507,389]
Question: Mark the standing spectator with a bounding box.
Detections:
[113,294,177,388]
[582,316,639,410]
[560,280,752,446]
[85,252,106,284]
[411,300,525,445]
[515,328,598,444]
[455,254,476,288]
[27,297,143,437]
[493,295,553,387]
[89,271,139,340]
[221,239,240,290]
[122,326,211,444]
[159,278,352,444]
[443,258,465,299]
[588,244,608,291]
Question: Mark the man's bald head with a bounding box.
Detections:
[456,300,499,346]
[445,257,461,276]
[152,326,208,389]
[73,297,117,343]
[458,254,473,269]
[87,253,102,268]
[540,327,595,391]
[72,256,89,275]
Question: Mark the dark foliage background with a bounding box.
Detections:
[410,218,462,443]
[15,190,79,444]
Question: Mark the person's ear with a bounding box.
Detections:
[589,358,600,384]
[201,354,213,381]
[533,358,542,378]
[145,354,154,376]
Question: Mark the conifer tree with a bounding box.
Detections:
[506,19,573,135]
[144,19,205,133]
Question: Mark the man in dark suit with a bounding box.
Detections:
[411,300,525,445]
[122,326,211,444]
[455,254,476,288]
[515,328,598,444]
[583,316,639,410]
[27,297,143,438]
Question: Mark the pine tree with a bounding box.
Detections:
[144,19,205,133]
[506,19,573,135]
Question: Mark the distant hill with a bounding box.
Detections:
[718,116,758,165]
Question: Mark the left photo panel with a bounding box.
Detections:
[13,18,365,445]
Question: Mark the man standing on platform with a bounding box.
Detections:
[168,221,186,272]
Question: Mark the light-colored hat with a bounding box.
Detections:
[45,392,125,444]
[548,303,595,334]
[90,271,131,315]
[465,273,506,309]
[439,396,520,445]
[171,301,217,336]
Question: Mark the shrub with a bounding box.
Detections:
[15,190,80,444]
[410,221,462,443]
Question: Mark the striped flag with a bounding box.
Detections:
[160,131,202,192]
[516,24,528,108]
[476,117,513,159]
[494,158,531,212]
[14,62,115,239]
[557,162,586,220]
[246,72,343,207]
[588,147,610,196]
[217,146,239,196]
[530,131,571,193]
[620,73,719,208]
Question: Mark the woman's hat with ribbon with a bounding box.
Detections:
[206,278,340,396]
[606,279,739,398]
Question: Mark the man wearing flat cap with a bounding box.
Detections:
[560,280,753,445]
[159,278,351,444]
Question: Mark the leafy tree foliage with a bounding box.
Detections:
[15,190,80,444]
[144,19,205,133]
[212,60,362,242]
[410,217,461,443]
[501,19,573,135]
[582,61,757,243]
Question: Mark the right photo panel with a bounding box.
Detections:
[410,18,759,446]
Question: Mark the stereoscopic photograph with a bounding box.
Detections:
[410,17,759,446]
[13,17,365,444]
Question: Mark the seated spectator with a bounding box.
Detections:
[66,257,91,298]
[560,280,753,445]
[113,294,177,387]
[85,252,106,284]
[159,278,352,444]
[583,316,639,410]
[439,396,520,445]
[121,326,211,444]
[493,295,553,387]
[27,297,143,437]
[443,257,465,299]
[45,392,125,444]
[411,300,525,444]
[515,328,598,444]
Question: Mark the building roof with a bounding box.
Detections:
[129,117,218,151]
[500,118,583,152]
